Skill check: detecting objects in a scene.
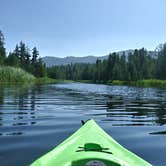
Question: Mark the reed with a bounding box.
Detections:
[136,79,166,88]
[0,66,35,83]
[109,79,166,88]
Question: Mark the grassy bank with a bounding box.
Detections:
[0,66,35,83]
[76,79,166,88]
[110,79,166,88]
[0,66,62,84]
[77,80,94,83]
[134,79,166,88]
[108,80,127,85]
[35,77,62,84]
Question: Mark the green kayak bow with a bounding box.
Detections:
[30,119,152,166]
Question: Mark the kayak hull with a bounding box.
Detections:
[30,119,152,166]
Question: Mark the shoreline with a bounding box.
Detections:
[0,78,62,85]
[0,66,62,85]
[76,79,166,89]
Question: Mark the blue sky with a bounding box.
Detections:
[1,0,166,57]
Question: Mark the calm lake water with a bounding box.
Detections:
[0,82,166,166]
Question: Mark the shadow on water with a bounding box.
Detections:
[149,131,166,135]
[102,96,166,126]
[0,84,42,136]
[0,82,166,166]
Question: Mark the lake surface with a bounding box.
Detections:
[0,82,166,166]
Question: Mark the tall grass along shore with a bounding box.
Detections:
[0,66,62,84]
[0,66,35,83]
[111,79,166,88]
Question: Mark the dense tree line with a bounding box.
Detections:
[0,31,46,77]
[47,63,94,80]
[47,44,166,82]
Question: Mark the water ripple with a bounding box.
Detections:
[0,83,166,166]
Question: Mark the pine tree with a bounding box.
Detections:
[5,52,19,67]
[120,52,128,80]
[94,59,102,82]
[19,41,27,67]
[156,43,166,79]
[14,44,20,61]
[32,47,39,64]
[0,31,6,65]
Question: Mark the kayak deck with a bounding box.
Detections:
[30,119,152,166]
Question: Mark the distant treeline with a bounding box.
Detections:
[0,31,46,77]
[47,44,166,82]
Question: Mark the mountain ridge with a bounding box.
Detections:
[42,49,155,67]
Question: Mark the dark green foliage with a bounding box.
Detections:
[0,30,47,78]
[5,52,19,67]
[47,43,166,82]
[13,42,46,77]
[94,59,102,82]
[156,43,166,79]
[32,47,39,64]
[33,58,47,77]
[0,31,6,64]
[81,64,94,80]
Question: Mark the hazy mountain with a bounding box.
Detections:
[42,49,155,67]
[42,55,108,67]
